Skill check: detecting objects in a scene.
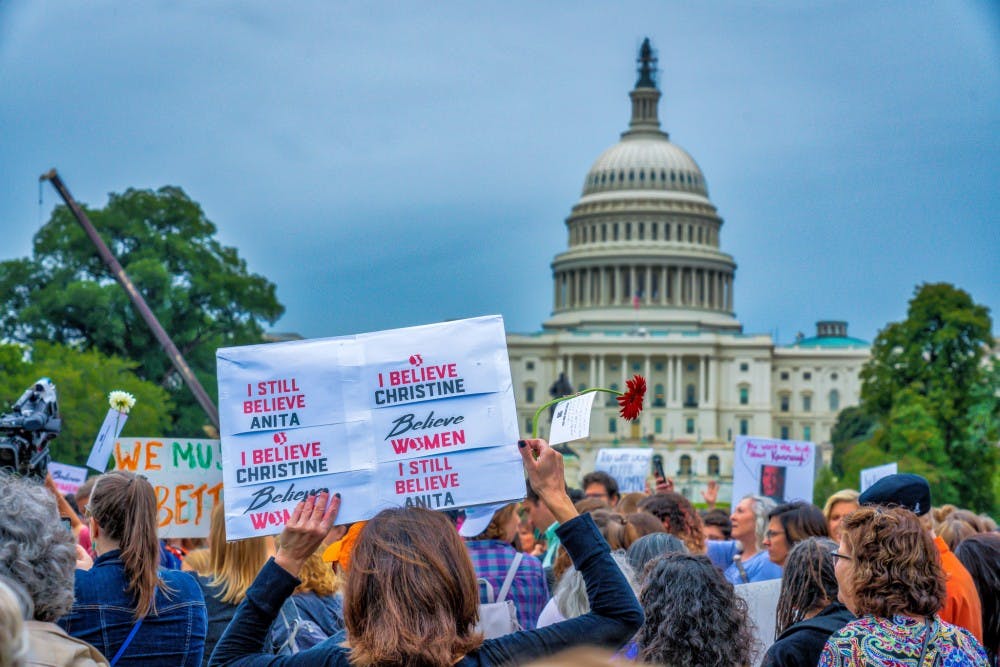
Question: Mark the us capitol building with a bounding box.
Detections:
[506,40,870,502]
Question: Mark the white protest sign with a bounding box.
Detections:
[731,436,815,508]
[111,438,223,539]
[86,408,129,471]
[860,462,898,492]
[548,392,597,445]
[48,462,88,496]
[594,448,653,493]
[735,578,782,666]
[217,315,524,539]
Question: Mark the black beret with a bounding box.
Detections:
[858,473,931,516]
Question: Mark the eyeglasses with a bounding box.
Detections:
[830,550,853,562]
[765,529,785,539]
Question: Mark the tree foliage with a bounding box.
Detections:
[0,186,283,435]
[0,342,173,466]
[851,283,998,513]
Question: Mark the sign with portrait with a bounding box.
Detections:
[730,436,815,508]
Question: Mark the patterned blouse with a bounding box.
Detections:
[820,614,989,666]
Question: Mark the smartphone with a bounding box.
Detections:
[652,454,666,481]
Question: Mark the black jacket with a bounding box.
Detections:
[762,602,855,667]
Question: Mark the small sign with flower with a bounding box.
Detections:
[85,390,137,471]
[532,374,646,443]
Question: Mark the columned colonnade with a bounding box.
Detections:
[554,264,733,311]
[555,352,718,408]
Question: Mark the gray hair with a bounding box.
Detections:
[741,494,777,551]
[0,576,29,667]
[0,476,76,621]
[626,533,688,584]
[555,550,637,620]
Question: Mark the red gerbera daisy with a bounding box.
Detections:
[617,374,646,421]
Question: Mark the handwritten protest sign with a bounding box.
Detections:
[217,315,524,539]
[112,438,223,539]
[860,462,897,492]
[594,448,653,493]
[730,436,815,508]
[48,462,88,496]
[548,392,597,446]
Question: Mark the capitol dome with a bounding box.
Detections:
[544,38,739,333]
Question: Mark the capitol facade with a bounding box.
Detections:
[506,40,870,503]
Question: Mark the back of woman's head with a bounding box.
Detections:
[841,506,944,618]
[294,546,340,597]
[775,537,838,636]
[954,533,1000,662]
[208,501,273,604]
[0,475,75,621]
[344,507,482,667]
[936,515,978,551]
[627,533,687,584]
[590,510,627,551]
[89,471,162,619]
[624,511,666,549]
[475,503,518,541]
[637,553,756,667]
[637,492,706,554]
[769,501,828,547]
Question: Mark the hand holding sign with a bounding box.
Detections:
[274,491,341,577]
[518,439,578,524]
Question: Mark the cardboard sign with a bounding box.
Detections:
[48,462,88,496]
[594,448,653,493]
[216,315,524,539]
[112,438,223,539]
[731,436,815,508]
[860,462,898,492]
[735,578,781,665]
[86,408,129,471]
[548,392,597,445]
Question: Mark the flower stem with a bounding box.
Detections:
[531,387,623,439]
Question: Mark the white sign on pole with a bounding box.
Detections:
[86,408,129,471]
[48,462,89,496]
[860,462,898,492]
[216,315,525,539]
[548,392,597,445]
[111,438,223,539]
[731,436,815,508]
[593,448,653,493]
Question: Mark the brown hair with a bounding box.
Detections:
[88,471,163,620]
[616,492,647,515]
[841,506,945,618]
[637,492,706,554]
[474,503,519,542]
[553,510,627,582]
[624,511,666,548]
[208,502,272,604]
[344,508,483,666]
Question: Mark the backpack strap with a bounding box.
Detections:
[496,552,523,603]
[478,578,496,604]
[109,614,145,666]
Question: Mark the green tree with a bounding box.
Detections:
[855,283,997,512]
[0,342,173,466]
[0,187,283,435]
[829,405,876,477]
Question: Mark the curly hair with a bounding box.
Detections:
[637,492,706,554]
[0,476,76,622]
[840,506,944,618]
[775,537,837,636]
[637,553,757,667]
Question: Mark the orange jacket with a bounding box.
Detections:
[935,535,984,644]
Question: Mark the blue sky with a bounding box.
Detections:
[1,2,997,344]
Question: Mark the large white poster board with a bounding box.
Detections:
[860,462,898,492]
[594,448,653,494]
[112,438,223,539]
[731,436,815,508]
[216,315,524,539]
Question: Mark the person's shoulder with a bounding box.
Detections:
[161,568,205,600]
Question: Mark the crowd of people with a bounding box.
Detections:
[0,443,997,667]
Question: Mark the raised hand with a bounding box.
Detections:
[701,479,719,509]
[518,439,578,524]
[274,491,341,576]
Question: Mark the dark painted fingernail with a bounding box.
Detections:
[334,492,341,499]
[517,440,527,448]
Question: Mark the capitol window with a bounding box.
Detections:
[638,223,644,240]
[708,455,720,476]
[651,223,657,240]
[780,425,790,440]
[739,386,749,405]
[625,223,631,240]
[739,362,749,372]
[524,384,535,403]
[655,417,663,433]
[639,170,645,181]
[608,418,617,434]
[803,371,812,380]
[654,384,665,407]
[802,394,812,412]
[779,393,790,412]
[739,419,749,436]
[525,361,535,370]
[829,389,840,411]
[679,455,692,475]
[685,418,695,435]
[780,371,789,381]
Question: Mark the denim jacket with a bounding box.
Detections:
[59,550,208,667]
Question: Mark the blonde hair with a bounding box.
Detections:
[208,502,272,605]
[287,544,340,597]
[822,489,860,522]
[181,548,212,577]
